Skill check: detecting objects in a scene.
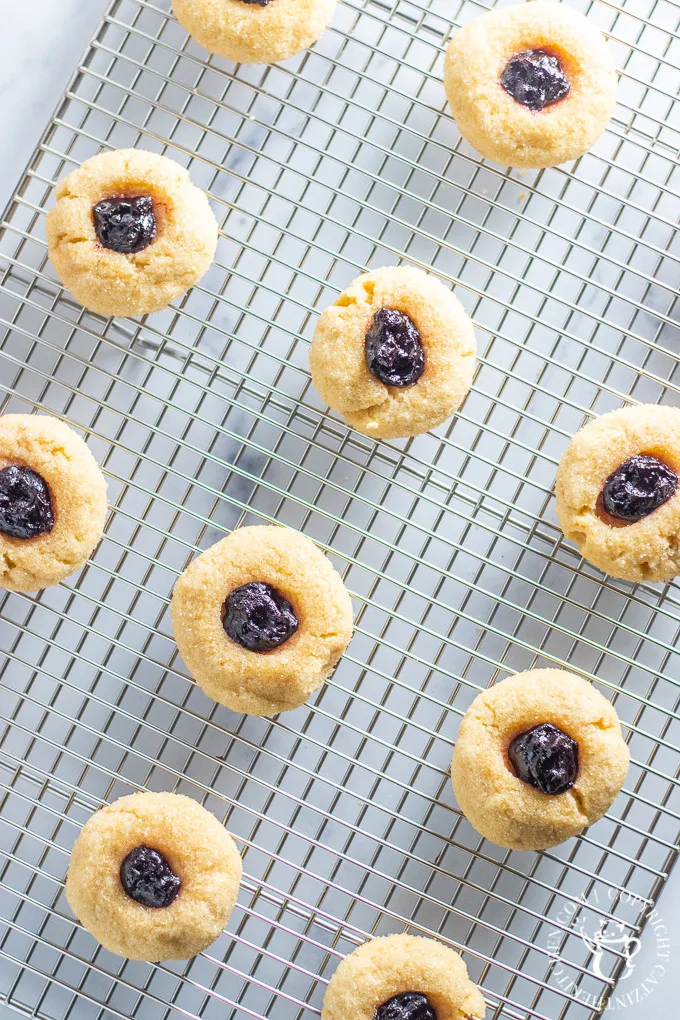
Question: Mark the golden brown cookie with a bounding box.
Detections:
[321,933,486,1020]
[0,414,107,592]
[46,149,218,317]
[65,792,242,962]
[555,404,680,582]
[171,525,353,716]
[173,0,338,64]
[444,2,617,169]
[451,669,629,852]
[310,266,476,439]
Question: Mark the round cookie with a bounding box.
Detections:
[451,669,630,852]
[0,414,107,592]
[46,148,219,317]
[444,2,617,169]
[171,524,353,716]
[556,404,680,582]
[310,266,476,439]
[66,791,242,961]
[173,0,338,65]
[321,933,486,1020]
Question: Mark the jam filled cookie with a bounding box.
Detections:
[451,669,629,851]
[444,2,617,169]
[173,0,338,64]
[66,792,242,961]
[46,149,218,317]
[321,933,486,1020]
[0,414,107,592]
[310,266,476,439]
[171,525,353,716]
[556,404,680,582]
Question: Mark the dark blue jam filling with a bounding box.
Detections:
[93,195,157,254]
[601,454,677,523]
[0,465,54,540]
[365,307,425,388]
[500,50,570,112]
[375,993,437,1020]
[240,0,272,5]
[508,723,578,796]
[120,845,181,908]
[223,581,299,652]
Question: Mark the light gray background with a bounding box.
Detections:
[0,1,676,1017]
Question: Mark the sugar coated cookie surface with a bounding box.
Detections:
[0,414,107,592]
[173,0,338,64]
[66,792,242,961]
[444,2,617,168]
[46,148,218,317]
[171,524,353,716]
[556,404,680,582]
[451,669,629,851]
[310,266,476,439]
[321,933,486,1020]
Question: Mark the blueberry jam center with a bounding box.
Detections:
[365,307,425,388]
[120,845,181,908]
[0,465,54,540]
[500,50,570,112]
[508,723,578,796]
[93,195,157,254]
[239,0,272,5]
[223,581,299,653]
[375,992,437,1020]
[601,454,677,523]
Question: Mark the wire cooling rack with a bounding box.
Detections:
[1,0,680,1017]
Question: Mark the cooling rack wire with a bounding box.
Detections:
[1,0,680,1017]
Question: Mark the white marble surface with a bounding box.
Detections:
[0,0,107,202]
[0,2,676,1018]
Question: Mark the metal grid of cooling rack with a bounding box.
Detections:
[1,0,680,1017]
